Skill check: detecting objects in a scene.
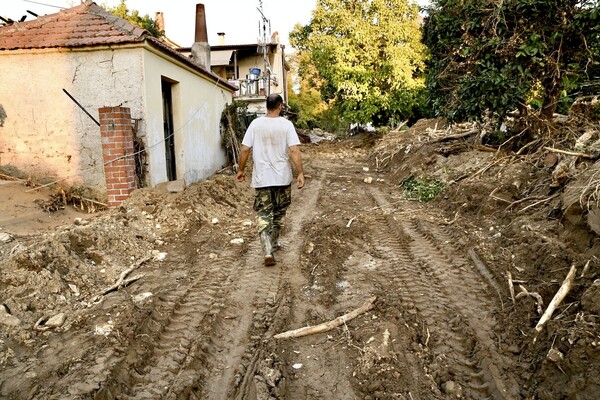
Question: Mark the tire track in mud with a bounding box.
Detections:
[101,179,323,400]
[97,251,245,400]
[306,173,431,399]
[366,187,520,400]
[200,240,284,400]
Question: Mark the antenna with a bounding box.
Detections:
[257,1,272,96]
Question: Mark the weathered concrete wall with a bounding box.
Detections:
[142,48,233,187]
[0,47,144,198]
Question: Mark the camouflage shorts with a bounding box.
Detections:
[253,185,292,233]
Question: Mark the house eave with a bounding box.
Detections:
[0,41,237,92]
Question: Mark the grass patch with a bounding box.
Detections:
[401,176,445,202]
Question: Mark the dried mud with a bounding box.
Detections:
[1,120,599,400]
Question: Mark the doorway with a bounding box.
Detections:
[161,79,176,181]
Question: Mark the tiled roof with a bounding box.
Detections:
[0,1,146,50]
[0,1,237,91]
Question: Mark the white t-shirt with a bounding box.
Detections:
[242,116,301,188]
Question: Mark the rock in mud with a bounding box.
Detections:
[441,380,463,397]
[0,232,14,243]
[165,180,185,193]
[547,347,564,363]
[259,365,282,388]
[0,305,21,327]
[34,313,66,330]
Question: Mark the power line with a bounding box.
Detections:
[22,0,66,9]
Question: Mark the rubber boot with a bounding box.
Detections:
[271,226,281,251]
[260,230,276,266]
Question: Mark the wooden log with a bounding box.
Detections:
[534,265,577,338]
[273,296,376,339]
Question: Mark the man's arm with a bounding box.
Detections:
[236,145,251,182]
[289,145,304,189]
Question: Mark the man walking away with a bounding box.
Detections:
[236,94,305,266]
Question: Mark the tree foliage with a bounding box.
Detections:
[423,0,600,123]
[105,0,163,38]
[290,0,426,126]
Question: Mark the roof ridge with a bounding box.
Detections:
[84,2,149,40]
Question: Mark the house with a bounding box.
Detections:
[0,1,236,205]
[179,30,288,115]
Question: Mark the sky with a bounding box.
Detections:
[2,0,430,48]
[1,0,317,47]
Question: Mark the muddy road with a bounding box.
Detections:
[1,125,599,399]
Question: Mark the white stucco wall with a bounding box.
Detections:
[0,47,144,198]
[142,48,232,187]
[0,44,234,197]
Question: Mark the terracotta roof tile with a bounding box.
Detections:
[0,1,238,91]
[0,1,146,50]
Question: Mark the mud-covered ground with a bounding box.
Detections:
[1,119,599,400]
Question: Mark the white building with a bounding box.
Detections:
[0,1,235,201]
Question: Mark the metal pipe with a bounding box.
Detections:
[62,89,100,126]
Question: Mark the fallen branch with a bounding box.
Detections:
[0,173,26,182]
[505,195,546,210]
[273,296,376,339]
[429,128,478,144]
[544,146,596,159]
[515,284,543,314]
[518,193,560,214]
[507,271,516,305]
[516,139,540,155]
[580,259,591,278]
[93,255,152,301]
[470,158,504,180]
[534,265,577,340]
[489,187,512,204]
[70,195,107,208]
[443,210,460,225]
[25,176,68,193]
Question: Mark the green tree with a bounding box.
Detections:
[423,0,600,123]
[290,0,426,127]
[105,0,163,38]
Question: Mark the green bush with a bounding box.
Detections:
[401,176,445,202]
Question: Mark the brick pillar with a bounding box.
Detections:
[99,107,136,207]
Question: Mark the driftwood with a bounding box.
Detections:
[273,296,376,339]
[93,255,152,302]
[544,146,596,160]
[534,265,577,339]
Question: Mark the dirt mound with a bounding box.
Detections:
[0,174,254,350]
[371,118,600,399]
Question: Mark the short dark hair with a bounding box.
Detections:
[266,94,284,111]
